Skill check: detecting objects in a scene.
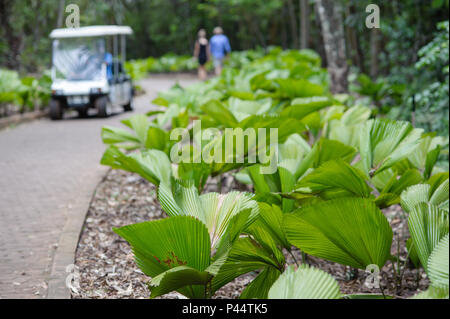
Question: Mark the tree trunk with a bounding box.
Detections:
[248,14,267,49]
[370,28,380,79]
[346,3,365,73]
[57,0,65,28]
[315,0,348,93]
[0,0,22,70]
[299,0,310,49]
[313,3,326,66]
[32,1,42,52]
[184,1,194,52]
[281,5,288,49]
[286,0,299,48]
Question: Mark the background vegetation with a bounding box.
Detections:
[0,0,448,134]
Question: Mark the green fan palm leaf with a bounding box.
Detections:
[293,159,371,200]
[100,146,172,186]
[428,234,449,289]
[114,216,212,298]
[295,138,356,180]
[211,237,284,297]
[359,118,423,176]
[268,265,341,299]
[158,180,259,251]
[408,203,449,271]
[281,96,332,120]
[400,178,449,213]
[284,197,393,269]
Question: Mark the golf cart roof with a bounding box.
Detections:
[50,26,133,39]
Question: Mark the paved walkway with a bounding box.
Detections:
[0,75,197,298]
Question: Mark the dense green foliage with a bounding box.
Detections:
[125,49,267,80]
[0,0,447,300]
[1,0,448,71]
[1,1,448,136]
[125,54,200,80]
[101,48,449,299]
[0,69,51,115]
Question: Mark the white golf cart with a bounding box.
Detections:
[49,26,134,119]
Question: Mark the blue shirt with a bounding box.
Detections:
[104,52,113,80]
[210,34,231,59]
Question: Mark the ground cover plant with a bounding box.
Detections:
[0,69,51,117]
[124,49,266,81]
[100,47,449,299]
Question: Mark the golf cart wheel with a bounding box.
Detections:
[95,96,110,118]
[77,107,88,118]
[49,98,63,120]
[123,88,134,112]
[123,99,133,112]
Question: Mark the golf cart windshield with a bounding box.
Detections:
[52,37,105,81]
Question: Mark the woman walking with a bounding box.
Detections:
[193,29,210,80]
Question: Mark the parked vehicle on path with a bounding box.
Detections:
[49,26,134,119]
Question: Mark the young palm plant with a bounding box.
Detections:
[114,180,260,298]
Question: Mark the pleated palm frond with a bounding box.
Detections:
[227,97,272,122]
[293,159,372,200]
[102,114,148,150]
[408,134,445,179]
[275,78,325,99]
[429,178,449,211]
[284,197,393,269]
[100,146,172,186]
[280,96,332,120]
[211,237,284,298]
[374,168,423,208]
[211,204,290,299]
[268,265,341,299]
[244,133,311,212]
[401,184,432,213]
[359,118,423,176]
[327,105,371,149]
[249,203,291,250]
[295,138,357,180]
[428,172,449,195]
[408,203,449,271]
[114,216,213,299]
[401,178,449,213]
[427,234,449,289]
[101,126,141,150]
[158,179,259,252]
[411,285,449,299]
[406,237,421,268]
[102,114,169,151]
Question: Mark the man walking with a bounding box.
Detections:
[209,26,231,76]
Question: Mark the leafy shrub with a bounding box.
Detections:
[0,69,51,116]
[101,47,449,299]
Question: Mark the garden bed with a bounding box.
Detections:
[73,169,430,299]
[0,110,48,131]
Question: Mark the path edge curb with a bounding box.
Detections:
[46,168,110,299]
[0,110,48,131]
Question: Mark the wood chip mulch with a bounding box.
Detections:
[73,169,430,299]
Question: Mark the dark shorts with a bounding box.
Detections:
[198,56,207,66]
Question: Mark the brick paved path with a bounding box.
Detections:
[0,75,196,298]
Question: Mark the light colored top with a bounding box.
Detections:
[210,34,231,59]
